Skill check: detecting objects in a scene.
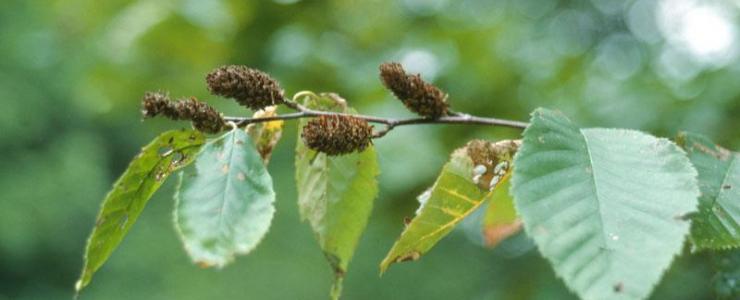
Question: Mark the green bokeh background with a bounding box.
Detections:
[1,0,738,299]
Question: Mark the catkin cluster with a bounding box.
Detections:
[206,65,285,111]
[142,92,225,134]
[379,62,449,118]
[301,115,373,155]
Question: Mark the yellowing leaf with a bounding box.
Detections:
[482,177,522,248]
[246,106,284,164]
[380,139,519,273]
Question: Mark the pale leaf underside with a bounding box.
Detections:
[175,129,275,268]
[512,108,699,300]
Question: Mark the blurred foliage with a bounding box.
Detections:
[1,0,738,299]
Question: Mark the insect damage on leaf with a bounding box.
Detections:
[467,139,520,191]
[380,139,519,273]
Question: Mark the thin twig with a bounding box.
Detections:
[224,100,529,138]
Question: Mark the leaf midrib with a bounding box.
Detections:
[215,130,238,242]
[579,129,612,276]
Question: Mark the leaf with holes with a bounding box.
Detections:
[511,108,699,300]
[175,128,275,268]
[295,93,379,299]
[677,132,740,250]
[76,129,204,293]
[380,139,518,273]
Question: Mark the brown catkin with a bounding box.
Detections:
[141,92,225,134]
[301,115,373,155]
[379,62,449,118]
[206,65,285,110]
[142,91,177,119]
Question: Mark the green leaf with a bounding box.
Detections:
[76,129,204,292]
[380,139,518,273]
[481,177,522,248]
[511,108,699,300]
[294,93,379,299]
[677,132,740,250]
[175,128,275,268]
[712,249,740,299]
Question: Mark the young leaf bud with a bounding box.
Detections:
[379,62,449,118]
[206,65,285,111]
[301,115,373,156]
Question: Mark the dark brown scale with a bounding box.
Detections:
[141,92,225,134]
[301,115,373,156]
[379,62,449,118]
[206,65,284,111]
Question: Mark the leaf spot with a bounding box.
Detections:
[394,252,421,263]
[236,172,246,181]
[613,282,623,293]
[221,164,229,174]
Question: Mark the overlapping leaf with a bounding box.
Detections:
[677,132,740,249]
[481,178,521,248]
[380,139,518,273]
[511,108,699,300]
[246,106,284,164]
[77,130,204,292]
[712,249,740,299]
[294,93,379,299]
[175,128,275,268]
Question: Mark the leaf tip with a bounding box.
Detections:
[74,279,84,292]
[379,251,421,275]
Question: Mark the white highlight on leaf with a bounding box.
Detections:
[415,188,433,216]
[473,164,487,176]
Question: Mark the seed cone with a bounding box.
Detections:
[379,62,449,118]
[301,115,373,155]
[142,92,177,119]
[141,92,225,134]
[206,65,285,110]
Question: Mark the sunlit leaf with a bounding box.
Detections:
[511,108,699,300]
[175,128,275,268]
[295,93,379,299]
[76,129,204,292]
[380,139,518,273]
[677,132,740,250]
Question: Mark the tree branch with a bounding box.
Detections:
[224,99,529,138]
